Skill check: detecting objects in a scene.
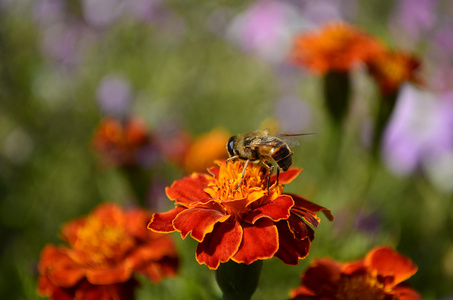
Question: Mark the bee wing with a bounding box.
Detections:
[270,133,315,147]
[246,136,281,148]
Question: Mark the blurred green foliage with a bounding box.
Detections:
[1,1,452,299]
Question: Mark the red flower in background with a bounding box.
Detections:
[367,50,423,96]
[290,245,421,300]
[291,22,384,74]
[148,160,333,269]
[92,117,153,166]
[37,203,179,300]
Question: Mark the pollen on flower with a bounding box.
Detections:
[205,160,279,203]
[72,214,134,266]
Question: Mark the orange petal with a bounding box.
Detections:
[173,207,230,242]
[39,246,86,288]
[86,265,132,285]
[244,195,294,224]
[271,168,303,184]
[196,220,243,269]
[165,173,212,206]
[393,283,423,300]
[274,221,311,265]
[365,246,418,286]
[232,219,279,265]
[127,236,177,268]
[148,206,186,233]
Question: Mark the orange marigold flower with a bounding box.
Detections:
[182,128,230,173]
[148,160,333,270]
[291,22,384,74]
[290,245,421,300]
[367,50,423,96]
[92,116,153,166]
[37,203,179,300]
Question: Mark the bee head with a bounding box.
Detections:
[226,136,237,157]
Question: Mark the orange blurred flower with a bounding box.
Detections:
[290,245,421,300]
[148,160,333,270]
[92,117,154,166]
[38,203,179,300]
[182,128,230,173]
[367,50,423,96]
[291,22,384,74]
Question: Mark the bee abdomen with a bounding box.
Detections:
[272,145,293,171]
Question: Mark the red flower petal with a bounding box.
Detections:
[173,207,230,242]
[271,168,303,184]
[39,246,85,288]
[298,258,342,298]
[393,283,423,300]
[290,193,334,221]
[365,246,418,286]
[287,214,315,241]
[244,195,294,224]
[148,206,186,233]
[232,219,279,265]
[165,173,212,206]
[274,221,311,265]
[86,264,132,285]
[127,237,177,268]
[196,220,243,269]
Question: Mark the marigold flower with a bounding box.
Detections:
[182,128,230,173]
[290,245,421,300]
[291,22,384,74]
[367,50,423,96]
[92,116,154,166]
[37,203,179,300]
[148,160,333,270]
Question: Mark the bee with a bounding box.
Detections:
[226,129,309,193]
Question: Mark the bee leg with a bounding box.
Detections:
[263,162,273,195]
[226,155,238,164]
[236,159,249,191]
[276,167,280,186]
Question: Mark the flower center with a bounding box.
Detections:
[321,25,355,51]
[336,273,392,300]
[72,215,134,266]
[204,160,281,217]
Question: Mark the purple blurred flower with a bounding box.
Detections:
[389,0,436,46]
[354,209,382,235]
[34,0,65,27]
[41,22,95,67]
[226,0,357,63]
[82,0,123,28]
[383,84,453,183]
[227,0,308,63]
[97,74,132,117]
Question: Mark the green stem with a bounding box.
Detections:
[215,260,263,300]
[322,70,351,127]
[121,166,151,207]
[371,91,398,161]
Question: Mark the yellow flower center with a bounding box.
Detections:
[336,273,392,300]
[319,24,357,52]
[204,160,282,217]
[72,215,134,266]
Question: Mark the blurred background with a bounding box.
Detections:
[1,0,453,299]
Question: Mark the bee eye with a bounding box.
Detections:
[227,136,236,156]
